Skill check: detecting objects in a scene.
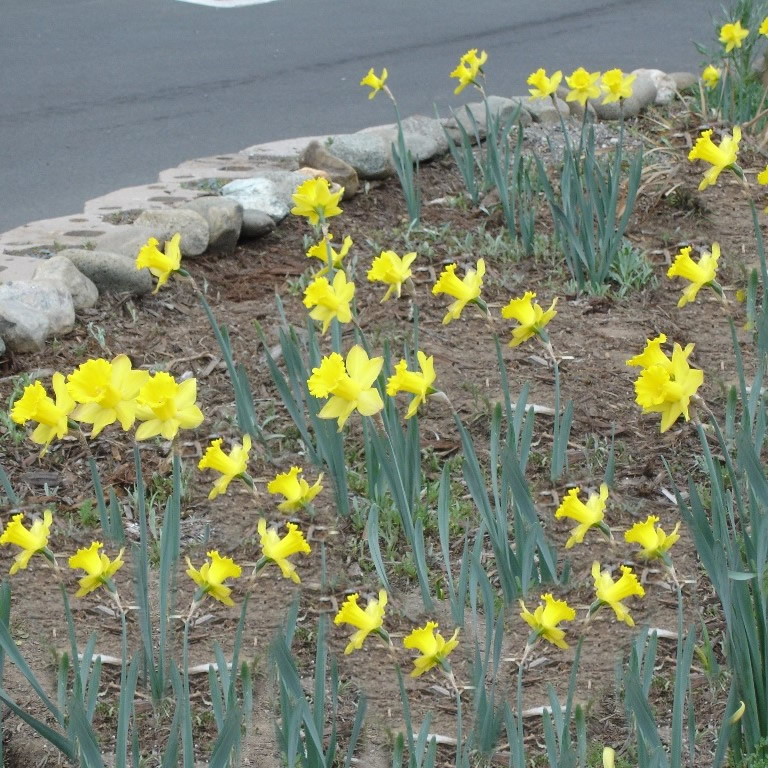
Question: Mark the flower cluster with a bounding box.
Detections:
[527,66,635,107]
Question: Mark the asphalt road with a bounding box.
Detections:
[2,0,722,232]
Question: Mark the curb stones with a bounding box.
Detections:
[134,209,210,257]
[58,249,153,295]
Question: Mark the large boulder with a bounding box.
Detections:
[183,197,243,254]
[58,249,153,295]
[241,209,277,239]
[358,115,450,162]
[134,209,210,257]
[299,141,359,199]
[632,68,677,105]
[0,281,75,352]
[32,255,99,310]
[442,95,532,143]
[322,134,394,180]
[221,170,318,223]
[591,72,658,120]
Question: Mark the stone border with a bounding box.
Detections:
[0,68,697,356]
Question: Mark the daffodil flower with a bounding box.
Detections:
[334,590,389,654]
[688,127,741,191]
[0,511,53,575]
[360,67,388,99]
[290,178,343,225]
[450,48,487,94]
[10,375,74,452]
[303,271,355,334]
[256,519,311,584]
[134,372,204,441]
[519,593,575,649]
[267,467,323,512]
[555,484,610,549]
[135,234,182,293]
[527,68,562,100]
[600,69,636,104]
[501,291,557,347]
[68,542,124,597]
[565,67,601,106]
[591,562,645,626]
[308,346,384,430]
[625,333,673,370]
[198,435,252,500]
[403,621,459,677]
[702,65,721,89]
[67,355,150,437]
[306,233,353,274]
[386,351,437,419]
[667,244,721,307]
[186,550,242,606]
[367,250,417,302]
[432,259,485,324]
[761,17,768,37]
[719,20,749,52]
[624,515,680,561]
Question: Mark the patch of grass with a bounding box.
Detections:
[77,499,100,528]
[608,241,657,298]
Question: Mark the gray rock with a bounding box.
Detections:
[134,209,209,257]
[58,249,153,295]
[359,115,450,162]
[591,73,657,120]
[323,134,394,180]
[0,281,75,353]
[0,335,5,357]
[632,68,675,105]
[241,209,277,239]
[96,226,160,260]
[299,141,359,199]
[183,197,243,254]
[669,71,697,91]
[522,95,570,123]
[221,170,316,222]
[32,255,99,310]
[443,96,532,143]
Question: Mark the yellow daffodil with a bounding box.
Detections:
[625,333,672,370]
[68,542,124,597]
[591,562,645,626]
[367,250,417,302]
[267,467,323,512]
[306,233,353,274]
[601,69,636,103]
[360,67,388,99]
[403,621,459,677]
[450,48,487,94]
[667,244,720,307]
[198,435,252,500]
[257,519,311,583]
[603,747,616,768]
[688,126,741,191]
[432,259,485,324]
[10,374,75,452]
[0,511,53,575]
[501,291,557,347]
[633,341,703,432]
[761,17,768,37]
[67,355,149,437]
[186,550,242,606]
[134,372,204,441]
[702,64,721,89]
[290,177,343,225]
[135,234,182,293]
[303,271,355,334]
[759,165,768,186]
[527,68,562,100]
[519,593,575,649]
[334,590,389,654]
[555,484,610,549]
[308,346,384,429]
[565,67,601,106]
[719,20,749,52]
[624,515,680,561]
[386,351,437,419]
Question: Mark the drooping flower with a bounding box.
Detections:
[367,250,417,302]
[555,484,610,549]
[303,271,355,334]
[702,65,721,89]
[360,67,388,99]
[186,550,242,606]
[501,291,557,347]
[135,234,182,293]
[527,68,563,100]
[334,590,388,654]
[308,346,384,430]
[625,333,671,370]
[667,244,720,307]
[0,511,53,575]
[10,374,75,452]
[290,177,343,225]
[386,351,437,419]
[624,515,680,561]
[519,593,576,649]
[719,20,749,52]
[68,542,124,597]
[450,48,488,94]
[267,467,323,512]
[432,259,485,324]
[134,372,204,441]
[257,519,311,584]
[306,233,353,274]
[591,562,645,626]
[565,67,601,106]
[67,355,150,437]
[688,126,741,191]
[600,69,636,103]
[198,435,252,500]
[403,621,459,677]
[761,16,768,37]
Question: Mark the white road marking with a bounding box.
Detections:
[176,0,279,7]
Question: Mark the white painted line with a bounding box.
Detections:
[176,0,279,6]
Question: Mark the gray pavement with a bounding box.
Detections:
[3,0,722,232]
